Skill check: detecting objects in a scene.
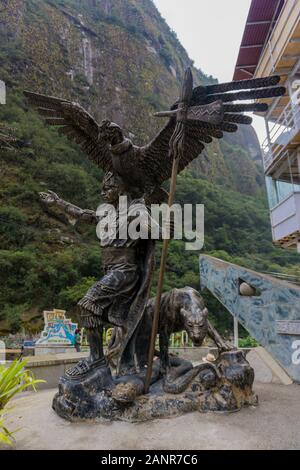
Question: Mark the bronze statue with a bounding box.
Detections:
[108,287,231,374]
[24,74,284,204]
[26,70,284,421]
[40,173,172,377]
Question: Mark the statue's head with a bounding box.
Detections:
[180,288,209,347]
[99,120,123,146]
[101,171,125,204]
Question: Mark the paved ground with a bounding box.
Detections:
[7,383,300,450]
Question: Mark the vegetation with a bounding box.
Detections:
[0,0,299,336]
[0,88,299,335]
[239,336,259,348]
[0,359,44,446]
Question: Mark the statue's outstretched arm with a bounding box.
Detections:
[39,190,97,224]
[207,319,232,352]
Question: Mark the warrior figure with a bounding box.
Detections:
[40,172,173,377]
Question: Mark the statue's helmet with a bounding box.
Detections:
[102,171,127,193]
[102,171,118,188]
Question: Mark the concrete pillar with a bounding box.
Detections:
[289,78,300,130]
[0,80,5,105]
[234,317,239,349]
[264,116,272,147]
[0,340,5,364]
[286,77,293,100]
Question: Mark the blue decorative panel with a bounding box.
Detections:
[200,255,300,382]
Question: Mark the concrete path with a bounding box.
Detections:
[7,383,300,450]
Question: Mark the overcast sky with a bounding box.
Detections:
[153,0,266,143]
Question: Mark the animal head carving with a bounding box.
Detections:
[99,120,124,146]
[180,288,209,347]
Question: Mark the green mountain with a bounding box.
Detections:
[0,0,298,334]
[1,0,263,194]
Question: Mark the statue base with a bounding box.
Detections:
[35,344,76,355]
[52,351,258,422]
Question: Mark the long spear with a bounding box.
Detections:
[144,68,194,392]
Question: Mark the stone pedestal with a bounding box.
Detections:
[53,362,115,420]
[52,351,258,423]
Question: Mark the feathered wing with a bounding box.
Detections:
[140,75,285,186]
[24,91,113,172]
[137,119,176,185]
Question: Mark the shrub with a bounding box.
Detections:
[58,276,97,308]
[239,336,259,348]
[0,359,44,446]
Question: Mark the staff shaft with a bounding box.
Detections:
[144,149,181,393]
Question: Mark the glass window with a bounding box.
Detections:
[266,177,294,209]
[265,152,300,209]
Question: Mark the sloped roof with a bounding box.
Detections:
[233,0,284,81]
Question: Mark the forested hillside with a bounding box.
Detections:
[0,0,298,334]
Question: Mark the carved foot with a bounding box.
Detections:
[65,357,107,379]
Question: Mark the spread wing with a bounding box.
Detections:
[24,91,113,172]
[140,75,285,185]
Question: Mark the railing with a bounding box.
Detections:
[262,271,300,286]
[81,327,194,348]
[270,190,300,243]
[262,87,300,171]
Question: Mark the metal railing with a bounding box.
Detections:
[262,87,300,171]
[263,271,300,286]
[81,327,194,348]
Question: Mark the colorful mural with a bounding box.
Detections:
[36,309,77,346]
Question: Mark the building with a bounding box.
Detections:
[234,0,300,252]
